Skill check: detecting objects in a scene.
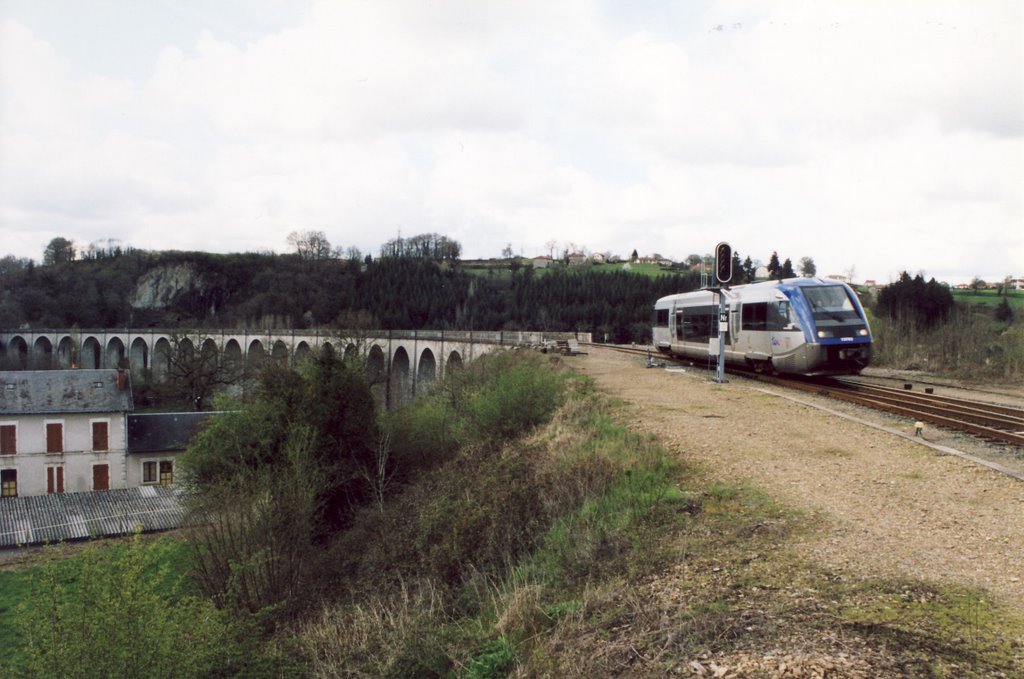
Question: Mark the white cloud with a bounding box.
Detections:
[0,1,1020,283]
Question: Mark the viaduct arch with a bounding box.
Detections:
[0,329,588,406]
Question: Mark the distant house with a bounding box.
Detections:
[1,370,133,497]
[567,252,589,267]
[532,255,553,269]
[126,412,215,488]
[591,252,607,264]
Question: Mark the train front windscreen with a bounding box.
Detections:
[799,286,869,339]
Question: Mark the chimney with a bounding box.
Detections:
[116,370,127,391]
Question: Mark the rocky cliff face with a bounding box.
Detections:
[131,263,204,309]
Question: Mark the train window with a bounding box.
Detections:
[768,301,800,331]
[741,303,767,331]
[682,305,717,341]
[655,309,669,327]
[802,286,858,321]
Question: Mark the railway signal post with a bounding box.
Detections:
[714,242,732,384]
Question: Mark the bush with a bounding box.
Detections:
[181,346,378,615]
[871,307,1024,379]
[14,536,228,679]
[464,352,566,443]
[384,397,462,478]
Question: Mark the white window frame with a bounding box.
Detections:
[142,459,159,485]
[43,419,65,454]
[141,458,175,485]
[158,459,174,485]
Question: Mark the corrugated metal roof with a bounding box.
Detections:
[0,486,183,547]
[127,412,216,453]
[0,370,134,415]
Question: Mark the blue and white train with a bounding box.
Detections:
[652,278,872,376]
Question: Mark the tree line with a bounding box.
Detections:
[0,246,697,343]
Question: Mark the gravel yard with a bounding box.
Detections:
[568,347,1024,614]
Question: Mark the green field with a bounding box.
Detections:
[459,258,687,279]
[951,288,1024,308]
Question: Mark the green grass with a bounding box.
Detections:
[0,536,196,676]
[458,258,685,279]
[952,289,1024,308]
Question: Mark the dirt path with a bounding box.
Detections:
[568,348,1024,612]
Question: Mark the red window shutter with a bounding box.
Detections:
[46,423,63,453]
[93,464,109,491]
[0,425,15,455]
[49,467,65,494]
[92,422,109,451]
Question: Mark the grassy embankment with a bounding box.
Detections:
[2,351,1022,676]
[459,258,682,280]
[867,305,1024,381]
[951,289,1024,309]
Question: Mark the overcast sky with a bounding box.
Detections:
[1,0,1021,284]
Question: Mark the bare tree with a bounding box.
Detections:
[287,230,333,260]
[360,429,395,512]
[159,333,243,409]
[545,239,558,259]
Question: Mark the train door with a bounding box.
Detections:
[738,301,773,368]
[768,298,802,366]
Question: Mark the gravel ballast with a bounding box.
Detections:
[569,348,1024,613]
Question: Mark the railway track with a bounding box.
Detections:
[769,375,1024,448]
[581,343,1024,449]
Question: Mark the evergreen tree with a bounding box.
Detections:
[767,252,781,280]
[875,271,955,329]
[780,258,796,279]
[995,297,1014,323]
[730,251,743,284]
[741,256,755,283]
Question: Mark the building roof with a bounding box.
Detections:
[0,370,134,415]
[0,485,183,547]
[127,412,216,453]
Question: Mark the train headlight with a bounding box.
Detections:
[817,330,833,338]
[858,328,869,336]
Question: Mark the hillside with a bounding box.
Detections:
[0,251,696,343]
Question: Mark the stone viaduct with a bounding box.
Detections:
[0,328,588,406]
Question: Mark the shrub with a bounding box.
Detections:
[14,536,228,679]
[464,352,566,443]
[384,397,462,478]
[180,346,378,615]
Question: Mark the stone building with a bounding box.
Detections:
[1,370,133,496]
